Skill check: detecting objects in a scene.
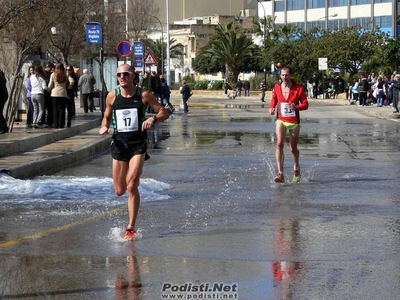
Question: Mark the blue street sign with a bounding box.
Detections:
[133,42,145,57]
[117,41,132,57]
[135,57,143,68]
[86,23,102,45]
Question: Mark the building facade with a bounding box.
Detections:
[257,0,399,37]
[154,0,252,24]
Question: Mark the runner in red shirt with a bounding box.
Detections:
[269,67,309,182]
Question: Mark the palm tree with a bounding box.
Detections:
[253,15,277,45]
[141,38,183,75]
[204,22,255,84]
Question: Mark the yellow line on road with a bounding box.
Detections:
[192,167,208,178]
[0,207,124,248]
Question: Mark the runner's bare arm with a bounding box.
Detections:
[99,90,116,135]
[141,90,169,130]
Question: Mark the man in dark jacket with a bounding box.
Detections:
[391,74,400,113]
[42,62,54,127]
[149,71,161,100]
[358,74,370,106]
[312,74,319,99]
[180,81,192,113]
[236,79,243,97]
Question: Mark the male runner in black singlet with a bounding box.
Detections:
[99,64,169,240]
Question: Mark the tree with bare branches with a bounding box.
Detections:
[0,1,54,130]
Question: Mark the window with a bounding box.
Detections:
[328,18,348,30]
[308,0,325,8]
[374,16,392,28]
[375,0,391,3]
[329,0,348,6]
[288,0,304,10]
[351,0,371,4]
[351,17,373,27]
[275,0,284,12]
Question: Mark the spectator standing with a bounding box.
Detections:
[243,80,250,96]
[0,69,9,134]
[358,74,369,107]
[160,76,174,112]
[376,77,384,107]
[25,66,35,129]
[307,76,314,98]
[42,63,54,127]
[139,72,149,90]
[312,74,319,99]
[30,66,47,128]
[237,78,243,97]
[260,79,267,102]
[385,74,395,106]
[333,75,345,98]
[351,78,359,103]
[180,80,192,113]
[149,71,161,100]
[48,63,74,128]
[66,65,79,127]
[391,74,400,113]
[78,69,96,113]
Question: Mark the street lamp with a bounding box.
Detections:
[146,13,164,74]
[256,0,267,82]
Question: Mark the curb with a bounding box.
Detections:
[5,130,112,179]
[0,117,102,158]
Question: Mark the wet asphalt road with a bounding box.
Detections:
[2,103,400,299]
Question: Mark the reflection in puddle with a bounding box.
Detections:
[115,249,143,300]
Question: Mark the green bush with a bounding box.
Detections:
[208,80,224,90]
[194,80,209,90]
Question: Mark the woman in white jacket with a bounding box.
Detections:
[30,66,47,128]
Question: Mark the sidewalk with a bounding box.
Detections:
[0,99,109,178]
[1,94,399,179]
[173,92,400,121]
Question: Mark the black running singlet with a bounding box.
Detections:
[111,87,147,146]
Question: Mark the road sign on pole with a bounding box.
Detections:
[135,57,143,68]
[86,23,102,45]
[318,57,328,70]
[133,42,145,57]
[117,41,132,57]
[144,51,158,65]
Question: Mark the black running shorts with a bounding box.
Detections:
[111,139,149,162]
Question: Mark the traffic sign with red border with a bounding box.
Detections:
[117,41,132,57]
[144,51,158,65]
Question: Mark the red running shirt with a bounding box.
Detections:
[270,82,309,124]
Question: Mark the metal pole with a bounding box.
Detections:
[166,0,171,85]
[125,0,129,63]
[263,15,267,82]
[125,0,128,40]
[146,14,164,75]
[257,0,267,82]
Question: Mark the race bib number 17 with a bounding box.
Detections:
[115,108,138,132]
